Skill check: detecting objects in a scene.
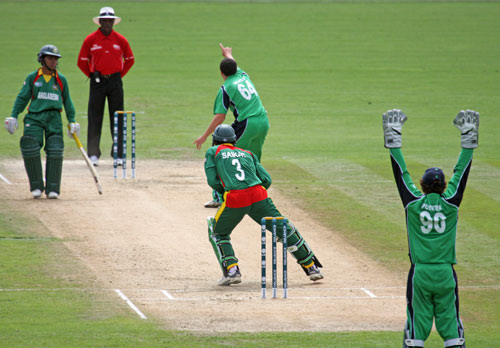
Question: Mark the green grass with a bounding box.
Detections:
[1,1,499,347]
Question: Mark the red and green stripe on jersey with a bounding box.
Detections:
[204,143,272,208]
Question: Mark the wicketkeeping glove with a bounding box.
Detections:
[67,122,81,138]
[4,117,18,134]
[382,109,407,148]
[453,110,479,149]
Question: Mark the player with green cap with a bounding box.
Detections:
[204,124,323,286]
[4,44,79,199]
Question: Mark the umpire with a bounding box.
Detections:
[77,7,134,166]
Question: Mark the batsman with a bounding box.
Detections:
[383,109,479,348]
[4,45,79,199]
[205,125,323,286]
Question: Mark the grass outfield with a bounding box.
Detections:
[1,1,499,347]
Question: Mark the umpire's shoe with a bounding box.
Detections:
[218,267,242,286]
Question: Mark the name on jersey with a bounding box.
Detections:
[221,151,246,159]
[232,77,246,85]
[421,203,442,212]
[37,92,59,101]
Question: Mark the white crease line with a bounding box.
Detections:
[161,289,175,300]
[0,173,11,185]
[134,295,406,302]
[361,288,377,298]
[114,289,147,319]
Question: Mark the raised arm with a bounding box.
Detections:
[444,110,479,205]
[383,109,422,206]
[219,43,235,60]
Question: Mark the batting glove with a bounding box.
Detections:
[67,122,81,138]
[4,117,18,134]
[382,109,407,148]
[453,110,479,149]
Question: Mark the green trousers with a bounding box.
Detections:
[405,264,465,347]
[211,197,316,273]
[23,110,64,146]
[235,115,269,161]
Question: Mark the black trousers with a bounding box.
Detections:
[87,73,124,158]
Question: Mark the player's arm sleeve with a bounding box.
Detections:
[120,37,135,77]
[389,148,422,207]
[213,87,229,115]
[443,148,473,207]
[204,148,225,194]
[61,77,76,123]
[254,156,272,189]
[77,39,91,77]
[11,76,33,118]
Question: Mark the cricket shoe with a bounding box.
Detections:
[32,189,42,199]
[204,199,221,208]
[47,192,59,199]
[305,264,324,281]
[90,156,99,166]
[116,158,123,166]
[217,267,242,286]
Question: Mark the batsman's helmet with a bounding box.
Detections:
[212,124,236,143]
[37,45,62,63]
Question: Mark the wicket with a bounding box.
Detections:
[113,111,136,179]
[261,217,288,299]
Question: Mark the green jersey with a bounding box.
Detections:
[213,68,267,123]
[11,68,76,122]
[204,143,271,194]
[390,148,473,264]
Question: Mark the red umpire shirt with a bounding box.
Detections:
[77,29,134,77]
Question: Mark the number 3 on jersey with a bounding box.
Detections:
[237,80,257,100]
[420,211,446,234]
[232,159,245,181]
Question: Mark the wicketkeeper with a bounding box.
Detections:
[205,125,323,286]
[5,45,79,199]
[383,109,479,348]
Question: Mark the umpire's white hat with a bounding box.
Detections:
[93,7,121,25]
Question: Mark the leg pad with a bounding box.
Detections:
[45,135,64,195]
[20,136,44,192]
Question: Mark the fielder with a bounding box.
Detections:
[205,125,323,286]
[4,45,79,199]
[195,43,270,208]
[383,109,479,348]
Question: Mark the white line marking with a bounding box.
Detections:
[0,173,11,185]
[161,289,175,300]
[361,288,377,298]
[114,289,147,319]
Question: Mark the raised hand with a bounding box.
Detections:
[382,109,407,148]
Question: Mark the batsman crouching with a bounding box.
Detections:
[383,109,479,348]
[5,45,79,199]
[204,124,323,286]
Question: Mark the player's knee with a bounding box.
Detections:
[46,135,64,157]
[20,135,41,158]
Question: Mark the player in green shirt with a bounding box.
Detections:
[204,125,323,286]
[4,45,79,199]
[195,43,270,208]
[383,109,479,348]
